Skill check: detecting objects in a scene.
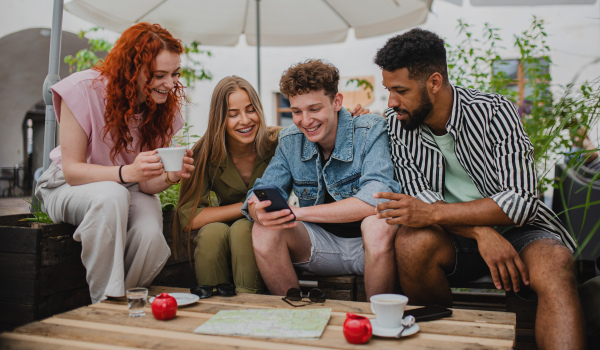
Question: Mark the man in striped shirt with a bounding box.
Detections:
[373,28,585,349]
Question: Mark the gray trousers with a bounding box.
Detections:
[35,163,170,303]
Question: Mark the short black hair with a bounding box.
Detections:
[374,28,448,83]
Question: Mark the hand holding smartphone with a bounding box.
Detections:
[253,185,296,221]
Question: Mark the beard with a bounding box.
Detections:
[394,86,433,131]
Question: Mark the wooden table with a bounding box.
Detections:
[0,286,516,349]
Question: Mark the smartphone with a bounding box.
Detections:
[253,185,296,221]
[404,305,452,322]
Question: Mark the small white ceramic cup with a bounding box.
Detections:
[370,293,409,328]
[156,147,187,172]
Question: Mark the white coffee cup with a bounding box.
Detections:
[156,147,187,172]
[370,293,409,328]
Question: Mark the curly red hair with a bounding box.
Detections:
[95,23,185,162]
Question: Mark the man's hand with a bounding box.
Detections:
[350,104,371,116]
[374,192,435,227]
[248,195,297,230]
[450,225,530,292]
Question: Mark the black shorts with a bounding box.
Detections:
[446,225,564,300]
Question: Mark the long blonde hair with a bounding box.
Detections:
[173,76,278,257]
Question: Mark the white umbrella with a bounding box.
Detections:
[43,0,434,170]
[470,0,596,5]
[443,0,596,5]
[64,0,432,46]
[64,0,432,93]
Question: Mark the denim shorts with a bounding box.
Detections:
[447,225,563,300]
[293,222,365,276]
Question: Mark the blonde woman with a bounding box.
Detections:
[175,76,369,293]
[175,76,277,293]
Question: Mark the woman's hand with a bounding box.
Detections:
[166,148,195,183]
[121,150,164,183]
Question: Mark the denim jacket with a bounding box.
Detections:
[242,108,401,218]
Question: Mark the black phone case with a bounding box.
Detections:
[253,186,296,220]
[404,305,452,322]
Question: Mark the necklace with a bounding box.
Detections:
[230,146,256,158]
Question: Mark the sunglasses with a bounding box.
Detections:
[282,287,326,307]
[190,283,236,298]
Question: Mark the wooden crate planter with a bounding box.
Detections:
[0,210,199,331]
[0,214,89,331]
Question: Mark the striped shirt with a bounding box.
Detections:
[385,85,576,252]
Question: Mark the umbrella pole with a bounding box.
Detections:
[256,0,261,97]
[42,0,64,172]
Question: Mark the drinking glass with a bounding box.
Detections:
[126,287,148,317]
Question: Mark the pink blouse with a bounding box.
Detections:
[50,69,184,168]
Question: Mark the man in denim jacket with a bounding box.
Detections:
[242,59,401,298]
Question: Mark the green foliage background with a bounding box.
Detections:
[446,17,600,257]
[446,16,600,192]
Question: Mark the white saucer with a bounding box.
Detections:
[149,293,199,307]
[370,318,420,338]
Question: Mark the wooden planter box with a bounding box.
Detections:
[0,210,199,331]
[0,214,89,331]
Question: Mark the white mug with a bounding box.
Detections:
[156,147,187,172]
[370,293,408,328]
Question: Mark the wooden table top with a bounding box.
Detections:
[0,286,515,349]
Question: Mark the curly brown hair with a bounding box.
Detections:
[95,22,185,163]
[279,59,339,99]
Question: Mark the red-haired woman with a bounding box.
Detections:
[35,23,194,303]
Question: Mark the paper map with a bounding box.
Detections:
[194,308,331,339]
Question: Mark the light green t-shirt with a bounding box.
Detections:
[429,131,483,204]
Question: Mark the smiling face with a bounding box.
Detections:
[225,89,261,148]
[290,90,342,154]
[382,68,433,131]
[136,49,181,105]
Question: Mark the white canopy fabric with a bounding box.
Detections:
[471,0,596,5]
[64,0,432,47]
[42,0,433,170]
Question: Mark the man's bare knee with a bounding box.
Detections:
[396,226,439,257]
[395,225,454,271]
[362,215,397,255]
[252,222,281,257]
[522,239,577,294]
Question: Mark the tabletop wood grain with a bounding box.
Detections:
[0,286,516,349]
